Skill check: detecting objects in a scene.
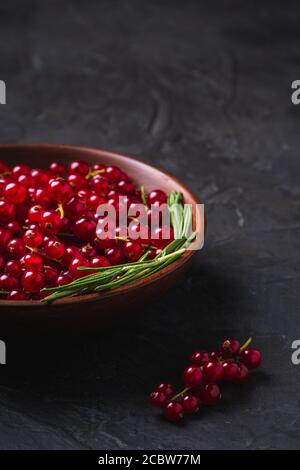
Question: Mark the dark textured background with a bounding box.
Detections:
[0,0,300,450]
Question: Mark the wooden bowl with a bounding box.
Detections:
[0,144,200,331]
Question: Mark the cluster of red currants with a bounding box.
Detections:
[149,338,262,423]
[0,159,172,300]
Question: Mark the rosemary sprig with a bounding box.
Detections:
[42,191,196,302]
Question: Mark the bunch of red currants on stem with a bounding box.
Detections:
[149,338,262,423]
[0,159,173,300]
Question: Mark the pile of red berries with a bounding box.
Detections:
[0,159,173,300]
[149,338,262,423]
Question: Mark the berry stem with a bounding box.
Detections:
[86,169,105,179]
[140,185,148,207]
[239,337,252,352]
[171,387,190,401]
[56,203,64,219]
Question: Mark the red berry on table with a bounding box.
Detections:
[190,350,210,366]
[21,271,44,293]
[164,401,184,422]
[182,393,200,414]
[197,383,221,405]
[183,365,203,388]
[123,241,144,262]
[155,383,174,397]
[4,182,28,204]
[69,160,90,176]
[240,348,262,370]
[203,361,224,382]
[232,363,249,384]
[221,338,240,357]
[22,253,43,271]
[149,391,168,408]
[147,190,167,206]
[0,200,16,222]
[222,361,240,381]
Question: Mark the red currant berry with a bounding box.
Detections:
[90,177,110,196]
[105,247,125,265]
[87,194,106,211]
[0,254,5,271]
[40,210,62,234]
[147,190,167,206]
[123,241,144,262]
[69,257,90,279]
[21,270,44,293]
[146,248,162,260]
[45,239,65,259]
[5,260,22,277]
[23,228,43,248]
[57,272,73,286]
[106,166,123,182]
[182,393,200,414]
[0,228,11,252]
[48,178,73,203]
[7,221,22,237]
[155,383,174,397]
[69,160,89,176]
[222,361,240,381]
[164,401,184,422]
[7,238,26,259]
[90,256,111,268]
[197,383,221,405]
[117,180,135,194]
[23,253,43,271]
[210,349,221,360]
[190,350,210,366]
[183,365,203,388]
[73,218,96,242]
[221,338,240,358]
[32,188,52,206]
[240,348,262,370]
[8,290,28,300]
[0,274,19,291]
[62,246,81,266]
[43,265,59,287]
[232,363,249,384]
[4,182,28,204]
[12,164,30,177]
[149,391,168,408]
[28,205,43,223]
[18,173,34,188]
[49,162,65,176]
[81,244,97,260]
[151,226,174,249]
[0,200,16,222]
[67,173,88,191]
[31,168,50,187]
[64,196,86,219]
[203,361,223,382]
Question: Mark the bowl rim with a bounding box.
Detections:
[0,143,200,307]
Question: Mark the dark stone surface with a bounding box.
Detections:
[0,0,299,450]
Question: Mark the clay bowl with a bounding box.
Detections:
[0,144,200,332]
